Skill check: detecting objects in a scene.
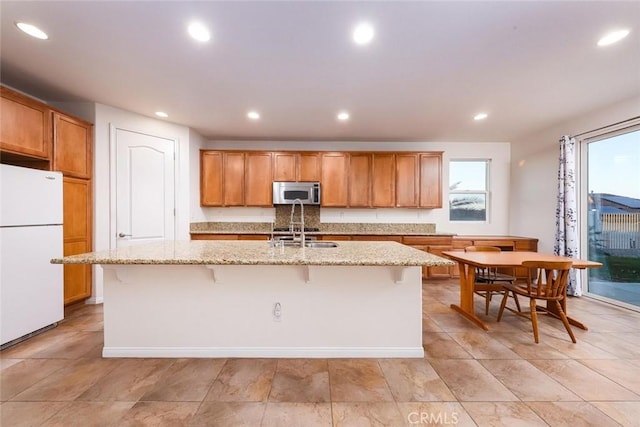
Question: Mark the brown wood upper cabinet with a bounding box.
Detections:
[348,153,371,207]
[200,151,245,206]
[0,86,51,160]
[273,152,297,181]
[371,153,395,207]
[52,112,93,179]
[200,149,442,208]
[200,150,273,206]
[299,152,321,181]
[396,153,419,207]
[273,152,321,182]
[200,151,224,206]
[321,153,348,207]
[419,152,443,208]
[245,152,272,206]
[223,152,245,206]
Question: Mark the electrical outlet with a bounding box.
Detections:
[273,302,282,322]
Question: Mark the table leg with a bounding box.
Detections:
[450,262,489,331]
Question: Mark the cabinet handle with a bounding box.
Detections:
[118,232,132,238]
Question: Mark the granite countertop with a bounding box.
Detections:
[189,222,454,236]
[51,240,455,267]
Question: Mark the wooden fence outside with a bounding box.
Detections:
[601,213,640,249]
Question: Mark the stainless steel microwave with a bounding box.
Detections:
[272,181,321,205]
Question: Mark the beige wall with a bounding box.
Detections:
[510,95,640,252]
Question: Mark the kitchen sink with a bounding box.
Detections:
[304,241,338,248]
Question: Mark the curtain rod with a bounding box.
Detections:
[572,115,640,138]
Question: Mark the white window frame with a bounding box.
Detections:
[579,120,640,311]
[448,159,491,222]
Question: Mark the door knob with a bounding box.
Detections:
[118,232,132,238]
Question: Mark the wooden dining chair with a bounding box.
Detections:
[464,246,518,315]
[497,260,576,343]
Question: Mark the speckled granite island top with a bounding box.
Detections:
[52,240,454,267]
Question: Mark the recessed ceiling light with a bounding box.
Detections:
[16,22,48,40]
[597,29,630,46]
[337,112,350,121]
[474,113,488,121]
[155,111,169,118]
[188,22,210,42]
[353,22,374,45]
[247,111,260,120]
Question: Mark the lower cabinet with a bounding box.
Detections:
[63,241,92,305]
[403,236,454,279]
[62,177,92,305]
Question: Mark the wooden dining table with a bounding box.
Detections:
[442,251,602,331]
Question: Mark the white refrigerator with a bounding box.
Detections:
[1,164,64,347]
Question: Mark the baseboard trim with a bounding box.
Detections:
[102,346,424,358]
[85,296,103,305]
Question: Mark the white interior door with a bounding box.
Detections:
[115,128,175,247]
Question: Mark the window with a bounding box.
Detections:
[583,126,640,309]
[449,160,489,221]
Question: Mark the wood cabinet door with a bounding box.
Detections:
[298,152,321,181]
[321,153,348,207]
[427,245,452,278]
[63,177,91,242]
[63,241,92,304]
[53,112,92,179]
[245,152,272,206]
[395,153,419,207]
[62,177,92,305]
[200,151,223,206]
[419,153,442,208]
[371,153,395,207]
[0,86,51,159]
[348,153,371,207]
[223,152,245,206]
[273,152,297,181]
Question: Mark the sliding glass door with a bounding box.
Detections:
[585,128,640,308]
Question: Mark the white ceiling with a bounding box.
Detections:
[1,1,639,143]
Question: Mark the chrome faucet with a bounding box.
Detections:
[289,198,305,245]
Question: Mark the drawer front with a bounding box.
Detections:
[473,240,515,250]
[403,236,452,246]
[515,239,538,251]
[191,234,239,240]
[452,239,473,249]
[319,235,352,241]
[238,234,269,240]
[352,235,403,242]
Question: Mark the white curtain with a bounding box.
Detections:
[554,135,581,296]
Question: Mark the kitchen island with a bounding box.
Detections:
[53,240,453,358]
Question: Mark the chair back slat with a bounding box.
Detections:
[522,260,573,299]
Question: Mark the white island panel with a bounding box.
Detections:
[103,264,423,358]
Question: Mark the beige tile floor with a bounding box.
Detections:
[2,279,640,426]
